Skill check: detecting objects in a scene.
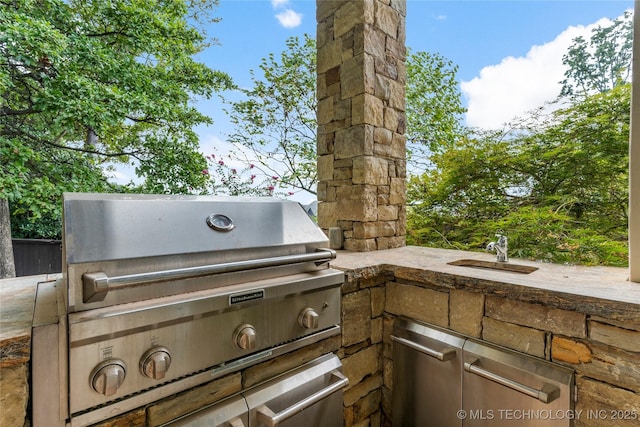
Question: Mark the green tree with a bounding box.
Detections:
[407,84,630,266]
[1,0,233,275]
[408,12,632,266]
[560,11,632,98]
[214,36,467,196]
[2,139,111,239]
[0,0,232,278]
[406,50,467,171]
[220,35,317,197]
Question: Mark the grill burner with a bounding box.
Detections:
[31,194,344,426]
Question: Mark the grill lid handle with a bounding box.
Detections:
[82,249,337,303]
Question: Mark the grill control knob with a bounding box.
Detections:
[299,308,320,329]
[140,346,172,380]
[233,324,257,350]
[90,359,126,396]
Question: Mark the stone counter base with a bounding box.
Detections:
[338,264,640,427]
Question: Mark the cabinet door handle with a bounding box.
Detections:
[391,335,457,361]
[256,371,348,427]
[464,360,560,403]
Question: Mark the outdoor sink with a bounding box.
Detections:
[447,259,539,274]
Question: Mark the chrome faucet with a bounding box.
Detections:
[486,234,508,262]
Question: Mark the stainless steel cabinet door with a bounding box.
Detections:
[462,340,574,427]
[245,354,347,427]
[391,318,466,427]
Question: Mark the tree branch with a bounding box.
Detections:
[85,30,131,38]
[0,106,38,116]
[16,128,144,161]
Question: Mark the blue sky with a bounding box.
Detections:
[111,0,634,196]
[196,0,632,131]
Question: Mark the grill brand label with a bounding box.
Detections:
[229,289,265,305]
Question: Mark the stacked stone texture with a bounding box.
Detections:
[342,266,640,427]
[316,0,407,251]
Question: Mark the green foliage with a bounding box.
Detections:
[216,36,467,192]
[1,137,111,238]
[4,1,630,269]
[407,14,632,266]
[219,35,317,195]
[406,50,467,170]
[407,85,630,266]
[560,11,632,98]
[1,0,233,238]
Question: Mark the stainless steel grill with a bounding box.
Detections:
[32,193,345,427]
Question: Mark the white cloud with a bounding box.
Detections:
[275,9,303,28]
[271,0,302,29]
[461,17,613,130]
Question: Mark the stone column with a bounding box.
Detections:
[316,0,407,252]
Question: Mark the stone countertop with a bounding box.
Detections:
[0,274,57,367]
[1,247,639,360]
[332,246,640,323]
[0,246,637,427]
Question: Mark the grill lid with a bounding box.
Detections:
[63,193,327,265]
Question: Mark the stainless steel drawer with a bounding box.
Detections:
[391,317,466,427]
[245,353,347,427]
[162,354,347,427]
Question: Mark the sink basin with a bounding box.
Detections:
[447,259,539,274]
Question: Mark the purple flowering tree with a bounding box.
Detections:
[216,35,317,198]
[202,153,291,197]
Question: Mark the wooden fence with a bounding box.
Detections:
[12,239,62,277]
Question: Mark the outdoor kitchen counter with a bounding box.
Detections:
[0,274,57,426]
[1,247,638,355]
[332,246,640,323]
[1,247,639,426]
[0,274,51,364]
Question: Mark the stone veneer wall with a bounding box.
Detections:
[339,266,640,427]
[0,358,29,426]
[316,0,407,252]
